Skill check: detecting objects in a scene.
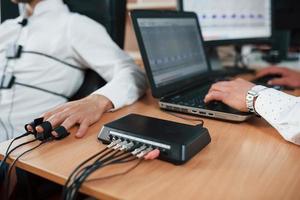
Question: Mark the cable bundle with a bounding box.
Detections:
[0,135,47,200]
[0,117,70,200]
[63,138,158,200]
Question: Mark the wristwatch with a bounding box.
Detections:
[246,85,268,114]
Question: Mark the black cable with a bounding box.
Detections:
[0,60,9,88]
[72,143,142,180]
[0,138,36,170]
[62,148,117,199]
[73,150,130,180]
[0,24,22,144]
[65,152,137,200]
[71,155,138,199]
[14,82,70,100]
[0,18,24,89]
[22,51,84,71]
[70,143,139,183]
[63,149,120,197]
[4,140,45,200]
[64,150,123,199]
[62,147,109,196]
[72,148,116,179]
[86,159,143,182]
[7,85,16,139]
[72,150,128,182]
[165,111,204,126]
[5,132,31,155]
[63,143,143,200]
[0,118,10,142]
[70,148,116,182]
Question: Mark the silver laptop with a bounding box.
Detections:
[131,10,252,122]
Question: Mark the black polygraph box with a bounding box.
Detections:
[98,114,211,165]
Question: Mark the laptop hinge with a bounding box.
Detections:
[162,76,216,100]
[161,83,201,100]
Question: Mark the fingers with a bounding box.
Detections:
[41,103,69,121]
[204,81,233,103]
[206,81,229,95]
[75,120,90,138]
[268,78,289,86]
[53,116,79,138]
[210,81,231,92]
[204,91,227,103]
[256,66,286,78]
[32,96,108,139]
[26,125,34,132]
[35,111,69,134]
[35,114,89,139]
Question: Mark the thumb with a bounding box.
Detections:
[75,121,89,138]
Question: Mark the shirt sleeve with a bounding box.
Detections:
[255,87,300,145]
[67,14,147,110]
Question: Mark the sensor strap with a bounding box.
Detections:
[54,126,70,140]
[14,81,70,100]
[35,121,53,141]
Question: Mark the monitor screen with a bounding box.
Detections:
[181,0,272,42]
[137,18,209,88]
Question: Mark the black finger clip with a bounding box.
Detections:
[24,117,44,134]
[35,121,53,141]
[53,126,70,140]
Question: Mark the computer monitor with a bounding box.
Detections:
[261,0,300,63]
[178,0,272,45]
[273,0,300,47]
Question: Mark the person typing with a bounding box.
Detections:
[205,66,300,145]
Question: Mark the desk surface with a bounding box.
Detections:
[1,91,300,200]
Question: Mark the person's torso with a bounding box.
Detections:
[0,3,86,140]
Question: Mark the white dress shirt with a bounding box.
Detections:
[0,0,147,142]
[255,87,300,145]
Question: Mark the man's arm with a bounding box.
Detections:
[33,14,147,138]
[37,94,113,138]
[205,78,300,145]
[254,88,300,145]
[67,14,147,111]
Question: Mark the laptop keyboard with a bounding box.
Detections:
[164,83,245,114]
[167,84,210,108]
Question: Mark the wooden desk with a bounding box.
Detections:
[1,92,300,200]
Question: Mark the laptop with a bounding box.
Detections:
[131,10,252,122]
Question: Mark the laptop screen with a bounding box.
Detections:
[137,18,209,88]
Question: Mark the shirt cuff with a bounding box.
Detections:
[255,87,291,118]
[92,84,122,111]
[254,88,300,144]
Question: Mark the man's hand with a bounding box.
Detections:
[34,95,113,138]
[256,66,300,88]
[204,78,255,112]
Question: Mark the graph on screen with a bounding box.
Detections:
[182,0,271,41]
[138,18,208,87]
